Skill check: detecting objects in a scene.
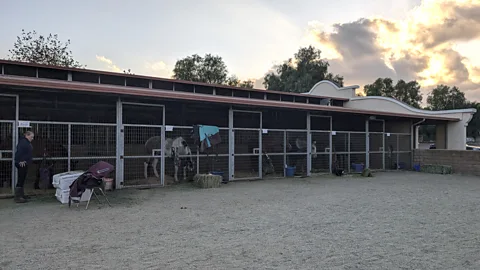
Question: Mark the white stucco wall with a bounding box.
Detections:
[304,80,477,150]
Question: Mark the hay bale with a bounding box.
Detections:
[361,168,373,177]
[421,164,452,174]
[193,174,222,189]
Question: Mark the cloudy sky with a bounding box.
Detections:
[1,0,480,100]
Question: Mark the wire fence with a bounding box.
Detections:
[0,120,413,194]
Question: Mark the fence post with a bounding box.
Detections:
[329,117,333,174]
[365,119,370,169]
[228,108,234,181]
[347,132,351,173]
[160,107,166,186]
[115,98,124,189]
[283,130,287,177]
[306,112,312,176]
[67,124,71,171]
[259,112,263,179]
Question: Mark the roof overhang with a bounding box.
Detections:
[0,75,461,122]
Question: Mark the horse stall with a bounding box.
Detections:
[163,101,229,185]
[384,119,412,170]
[369,119,385,170]
[232,110,262,180]
[120,97,231,187]
[260,109,311,178]
[0,94,16,197]
[331,113,368,174]
[310,115,332,174]
[0,89,118,197]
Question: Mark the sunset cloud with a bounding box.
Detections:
[95,55,123,73]
[307,0,480,100]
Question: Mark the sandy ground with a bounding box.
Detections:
[1,172,480,270]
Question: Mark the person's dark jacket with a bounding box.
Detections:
[14,136,33,166]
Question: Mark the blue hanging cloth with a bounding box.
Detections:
[192,125,221,152]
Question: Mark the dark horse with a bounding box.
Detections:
[0,136,78,189]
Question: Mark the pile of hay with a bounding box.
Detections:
[193,174,222,189]
[361,168,373,177]
[421,164,452,174]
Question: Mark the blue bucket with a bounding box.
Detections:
[351,163,364,172]
[285,166,296,177]
[413,164,421,172]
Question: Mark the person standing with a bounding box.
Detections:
[14,131,34,203]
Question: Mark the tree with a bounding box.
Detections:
[263,46,344,93]
[364,78,422,108]
[173,53,253,88]
[226,75,254,88]
[7,29,84,68]
[426,85,467,110]
[466,101,480,139]
[173,53,227,85]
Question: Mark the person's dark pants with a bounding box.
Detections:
[15,164,28,188]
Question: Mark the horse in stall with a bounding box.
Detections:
[286,137,317,175]
[248,135,317,176]
[144,136,195,183]
[0,136,78,189]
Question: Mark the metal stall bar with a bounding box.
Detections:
[259,112,263,179]
[228,108,234,181]
[365,119,370,169]
[67,124,71,171]
[284,130,287,177]
[382,120,386,170]
[306,112,311,176]
[117,98,124,189]
[329,117,333,174]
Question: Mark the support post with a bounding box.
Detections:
[283,130,287,177]
[258,112,263,179]
[67,124,71,171]
[396,135,400,170]
[161,107,166,186]
[115,98,124,189]
[12,95,19,194]
[228,108,234,181]
[382,120,386,170]
[365,119,370,169]
[306,113,312,176]
[347,132,351,173]
[329,116,333,174]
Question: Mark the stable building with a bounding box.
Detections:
[0,60,475,197]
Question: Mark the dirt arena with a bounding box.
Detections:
[1,171,480,269]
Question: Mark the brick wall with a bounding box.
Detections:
[413,149,480,175]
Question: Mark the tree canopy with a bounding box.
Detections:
[172,53,253,88]
[7,29,84,68]
[364,78,423,108]
[263,46,344,93]
[426,85,467,110]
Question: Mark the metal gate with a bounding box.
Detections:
[368,119,385,170]
[0,121,15,196]
[0,94,18,196]
[310,115,332,174]
[120,102,165,188]
[230,110,262,180]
